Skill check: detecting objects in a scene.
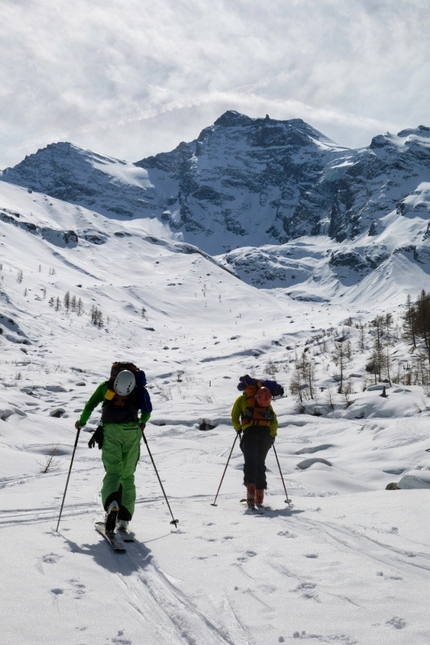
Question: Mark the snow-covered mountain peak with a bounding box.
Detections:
[370,125,430,154]
[210,110,338,147]
[397,124,430,141]
[2,111,430,299]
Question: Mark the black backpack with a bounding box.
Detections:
[105,361,152,413]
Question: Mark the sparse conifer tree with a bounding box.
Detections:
[332,335,351,394]
[368,316,386,383]
[415,290,430,363]
[90,305,103,327]
[403,294,417,349]
[357,322,366,353]
[290,350,315,401]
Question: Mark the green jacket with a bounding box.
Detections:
[78,382,151,427]
[231,394,278,437]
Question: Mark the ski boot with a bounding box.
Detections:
[105,500,119,533]
[255,489,265,508]
[246,483,256,509]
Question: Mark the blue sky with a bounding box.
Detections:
[1,0,429,168]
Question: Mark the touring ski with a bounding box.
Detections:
[95,522,126,552]
[117,527,135,542]
[240,498,293,512]
[240,499,264,514]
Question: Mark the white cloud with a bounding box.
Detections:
[1,0,430,167]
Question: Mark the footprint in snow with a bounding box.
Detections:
[277,530,297,538]
[69,578,86,599]
[292,582,319,601]
[295,582,317,591]
[237,550,257,562]
[387,616,406,630]
[42,553,61,564]
[112,630,132,644]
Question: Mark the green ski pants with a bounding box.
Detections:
[101,423,141,519]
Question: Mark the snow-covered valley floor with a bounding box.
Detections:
[1,179,430,644]
[2,392,430,645]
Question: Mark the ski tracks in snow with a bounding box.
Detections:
[115,541,248,645]
[3,480,430,644]
[71,501,430,645]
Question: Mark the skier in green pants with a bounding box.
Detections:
[75,363,152,532]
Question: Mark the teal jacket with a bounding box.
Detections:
[78,382,151,427]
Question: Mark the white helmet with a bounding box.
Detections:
[113,370,136,396]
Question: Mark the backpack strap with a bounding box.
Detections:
[241,383,273,427]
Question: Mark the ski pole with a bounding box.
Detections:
[211,433,239,506]
[56,425,81,532]
[272,443,292,505]
[141,430,179,528]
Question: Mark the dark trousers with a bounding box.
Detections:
[240,426,274,489]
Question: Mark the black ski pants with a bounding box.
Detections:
[240,425,274,490]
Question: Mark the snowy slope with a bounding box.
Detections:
[220,200,430,296]
[3,112,430,297]
[1,180,430,645]
[2,112,353,254]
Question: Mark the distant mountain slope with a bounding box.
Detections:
[2,112,430,293]
[0,179,268,353]
[327,126,430,242]
[1,142,165,221]
[1,111,353,253]
[135,111,353,252]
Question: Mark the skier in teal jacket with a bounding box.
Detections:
[75,367,152,532]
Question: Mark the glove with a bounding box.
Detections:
[88,425,104,449]
[75,420,82,430]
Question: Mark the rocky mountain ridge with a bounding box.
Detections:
[2,111,430,293]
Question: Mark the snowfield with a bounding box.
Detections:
[1,179,430,645]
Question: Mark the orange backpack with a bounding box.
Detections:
[241,381,274,427]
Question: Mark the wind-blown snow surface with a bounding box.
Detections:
[1,180,430,644]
